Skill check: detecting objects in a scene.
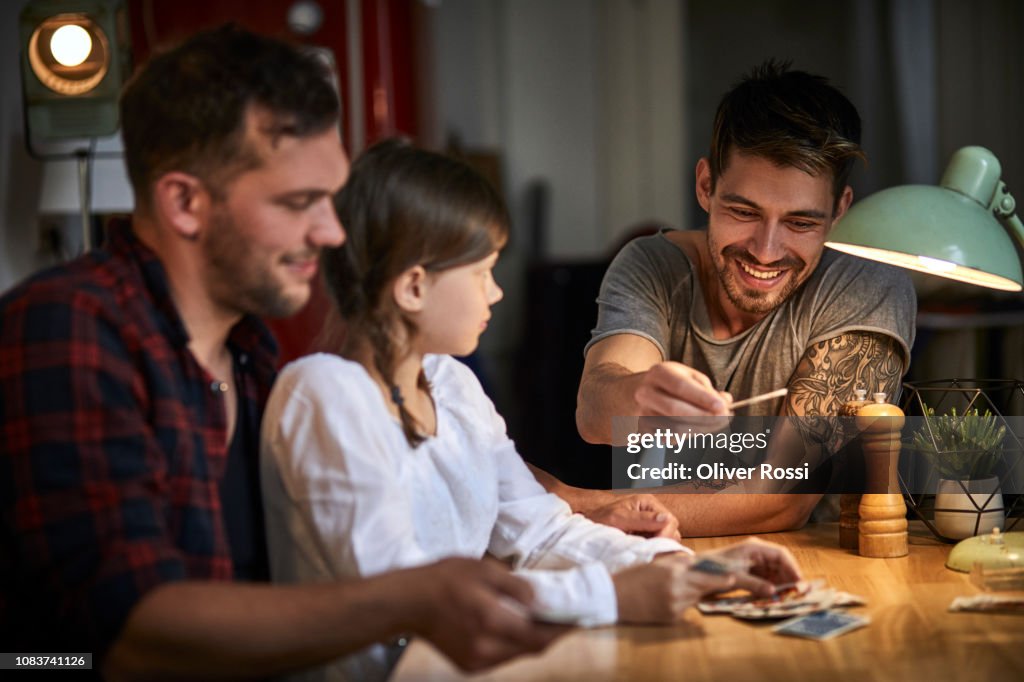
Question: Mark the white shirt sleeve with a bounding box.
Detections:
[436,358,689,626]
[261,359,436,579]
[489,437,688,626]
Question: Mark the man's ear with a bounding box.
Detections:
[830,185,855,227]
[151,172,209,241]
[393,265,429,313]
[695,158,713,213]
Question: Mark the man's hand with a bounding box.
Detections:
[528,465,680,540]
[411,558,566,672]
[634,361,732,417]
[577,335,731,444]
[582,494,682,541]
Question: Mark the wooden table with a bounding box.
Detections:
[390,523,1024,681]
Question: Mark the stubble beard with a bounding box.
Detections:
[204,208,312,319]
[710,240,808,315]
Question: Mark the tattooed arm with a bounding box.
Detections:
[545,331,906,537]
[785,331,904,418]
[748,330,906,488]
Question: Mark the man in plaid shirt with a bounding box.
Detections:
[0,25,558,679]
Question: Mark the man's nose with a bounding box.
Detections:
[310,200,346,248]
[746,221,785,264]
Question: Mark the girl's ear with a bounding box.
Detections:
[393,265,428,313]
[152,171,210,241]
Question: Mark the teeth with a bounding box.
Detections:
[739,261,781,280]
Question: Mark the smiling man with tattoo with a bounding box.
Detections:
[532,60,916,536]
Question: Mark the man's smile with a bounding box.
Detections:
[737,260,784,282]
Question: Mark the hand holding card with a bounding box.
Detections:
[689,556,753,576]
[696,537,803,597]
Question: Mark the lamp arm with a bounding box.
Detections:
[76,149,93,252]
[992,181,1024,253]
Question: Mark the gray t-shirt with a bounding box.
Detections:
[585,230,916,416]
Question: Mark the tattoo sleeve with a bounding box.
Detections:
[782,332,905,458]
[786,332,905,417]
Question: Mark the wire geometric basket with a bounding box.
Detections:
[900,379,1024,542]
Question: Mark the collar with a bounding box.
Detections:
[105,218,278,369]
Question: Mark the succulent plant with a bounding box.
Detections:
[912,406,1006,480]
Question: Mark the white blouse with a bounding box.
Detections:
[261,353,687,681]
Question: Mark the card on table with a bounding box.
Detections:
[772,609,870,640]
[697,580,866,620]
[948,594,1024,614]
[698,580,823,619]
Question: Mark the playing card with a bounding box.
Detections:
[698,581,808,614]
[690,556,751,575]
[949,594,1024,614]
[832,590,867,607]
[772,609,870,640]
[698,580,841,619]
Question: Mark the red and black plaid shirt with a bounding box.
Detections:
[0,221,278,658]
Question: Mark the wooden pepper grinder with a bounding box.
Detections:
[838,389,870,550]
[857,392,908,558]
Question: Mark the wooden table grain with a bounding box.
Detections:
[389,523,1024,682]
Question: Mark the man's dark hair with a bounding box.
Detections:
[121,24,340,208]
[709,59,864,209]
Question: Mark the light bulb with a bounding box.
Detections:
[50,24,92,67]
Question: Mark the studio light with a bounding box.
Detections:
[20,0,129,140]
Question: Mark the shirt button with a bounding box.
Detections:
[210,381,228,393]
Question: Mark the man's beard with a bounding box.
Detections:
[712,242,807,315]
[203,209,314,319]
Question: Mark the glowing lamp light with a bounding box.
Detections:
[50,23,93,67]
[27,13,110,96]
[20,0,129,140]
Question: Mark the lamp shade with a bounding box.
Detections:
[826,147,1024,292]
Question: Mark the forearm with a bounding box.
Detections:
[576,366,644,445]
[104,570,428,681]
[546,473,814,538]
[654,492,817,537]
[528,463,618,511]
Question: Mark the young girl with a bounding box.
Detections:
[260,139,800,681]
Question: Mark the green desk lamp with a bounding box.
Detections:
[825,146,1024,292]
[826,146,1024,576]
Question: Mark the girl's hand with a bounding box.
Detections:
[612,554,733,624]
[698,537,802,597]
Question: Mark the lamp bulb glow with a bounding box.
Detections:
[50,24,92,67]
[917,255,957,273]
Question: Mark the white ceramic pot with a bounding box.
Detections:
[934,476,1004,540]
